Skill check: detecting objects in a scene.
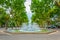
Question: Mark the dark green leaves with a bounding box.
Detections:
[0,0,28,28]
[31,0,57,27]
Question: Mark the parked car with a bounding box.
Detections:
[46,25,56,29]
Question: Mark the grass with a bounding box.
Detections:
[40,29,50,33]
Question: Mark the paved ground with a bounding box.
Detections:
[0,29,60,40]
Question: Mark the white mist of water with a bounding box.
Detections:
[20,0,41,32]
[24,0,32,24]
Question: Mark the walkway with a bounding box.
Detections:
[0,29,60,40]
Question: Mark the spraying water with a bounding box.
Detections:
[20,0,41,32]
[24,0,32,24]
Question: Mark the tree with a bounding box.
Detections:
[0,8,9,28]
[31,0,56,28]
[0,0,28,29]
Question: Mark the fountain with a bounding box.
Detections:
[20,0,41,32]
[6,0,55,33]
[7,0,41,33]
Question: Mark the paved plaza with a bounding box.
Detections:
[0,29,60,40]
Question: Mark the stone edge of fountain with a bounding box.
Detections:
[4,29,57,34]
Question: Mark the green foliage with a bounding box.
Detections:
[0,0,28,28]
[31,0,57,28]
[6,0,28,28]
[0,8,9,27]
